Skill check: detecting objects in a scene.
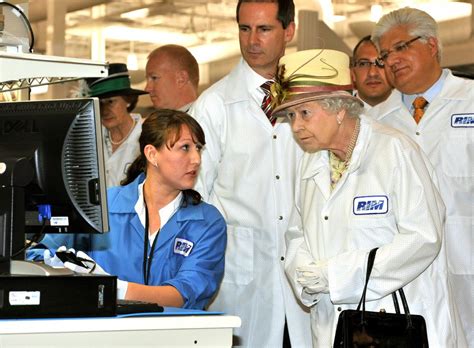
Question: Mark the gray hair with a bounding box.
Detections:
[372,7,442,62]
[318,97,363,118]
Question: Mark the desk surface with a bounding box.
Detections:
[0,313,241,334]
[0,312,241,347]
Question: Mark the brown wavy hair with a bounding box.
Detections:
[121,109,205,206]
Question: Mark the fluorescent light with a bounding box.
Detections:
[127,53,138,70]
[370,4,383,22]
[414,2,471,22]
[188,40,240,64]
[30,85,49,95]
[120,8,149,20]
[102,25,200,46]
[332,15,346,23]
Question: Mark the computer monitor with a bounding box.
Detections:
[0,98,109,274]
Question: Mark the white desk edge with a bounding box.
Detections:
[0,315,242,334]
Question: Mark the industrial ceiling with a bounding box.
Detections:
[5,0,474,104]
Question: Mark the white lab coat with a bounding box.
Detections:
[103,113,142,188]
[353,91,373,113]
[189,59,311,347]
[285,116,465,347]
[368,69,473,345]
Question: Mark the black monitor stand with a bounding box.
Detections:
[0,156,71,276]
[0,158,116,318]
[0,156,33,275]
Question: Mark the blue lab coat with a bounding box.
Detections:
[29,173,227,309]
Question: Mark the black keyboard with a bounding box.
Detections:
[116,299,164,314]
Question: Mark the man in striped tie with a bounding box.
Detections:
[189,1,311,347]
[261,80,276,125]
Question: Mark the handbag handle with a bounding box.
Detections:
[356,248,414,329]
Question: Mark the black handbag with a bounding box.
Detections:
[333,248,429,347]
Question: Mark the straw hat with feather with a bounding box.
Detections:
[271,49,362,116]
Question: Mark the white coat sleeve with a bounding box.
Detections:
[284,163,319,307]
[285,212,319,307]
[328,140,446,304]
[188,92,226,201]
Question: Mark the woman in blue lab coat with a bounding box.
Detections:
[29,109,227,309]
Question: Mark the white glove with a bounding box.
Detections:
[296,261,329,295]
[64,250,107,274]
[44,246,72,268]
[301,288,323,305]
[63,250,128,300]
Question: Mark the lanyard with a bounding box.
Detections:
[142,198,160,285]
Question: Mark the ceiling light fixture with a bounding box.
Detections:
[127,42,138,71]
[102,25,200,46]
[370,4,383,23]
[120,8,150,20]
[414,1,471,22]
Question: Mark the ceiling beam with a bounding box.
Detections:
[28,0,112,23]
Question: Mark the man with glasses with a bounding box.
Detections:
[371,8,473,346]
[350,35,392,109]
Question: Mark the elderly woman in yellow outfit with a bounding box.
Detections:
[271,50,465,347]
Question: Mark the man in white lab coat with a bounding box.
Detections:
[370,8,473,345]
[144,44,199,113]
[350,35,392,111]
[188,0,311,346]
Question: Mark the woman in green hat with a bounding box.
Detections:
[87,63,148,187]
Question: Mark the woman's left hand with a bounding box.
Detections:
[296,261,329,294]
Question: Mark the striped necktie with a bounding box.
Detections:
[412,96,428,124]
[261,81,275,126]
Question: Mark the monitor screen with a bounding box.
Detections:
[0,98,109,273]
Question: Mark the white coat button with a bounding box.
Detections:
[324,216,329,220]
[416,131,420,136]
[278,216,283,220]
[276,175,280,180]
[337,307,342,311]
[273,135,277,139]
[280,256,285,261]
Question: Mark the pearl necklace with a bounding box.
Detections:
[329,118,361,190]
[109,118,136,146]
[344,117,360,164]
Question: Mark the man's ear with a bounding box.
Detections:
[427,36,439,59]
[284,21,296,44]
[176,70,189,87]
[350,68,357,88]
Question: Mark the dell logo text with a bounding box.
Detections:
[0,120,39,135]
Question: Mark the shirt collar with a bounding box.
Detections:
[179,102,193,113]
[403,69,448,111]
[134,179,183,229]
[240,59,270,105]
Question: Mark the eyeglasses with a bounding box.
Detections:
[352,59,385,69]
[378,36,422,62]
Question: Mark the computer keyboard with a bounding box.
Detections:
[116,299,164,314]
